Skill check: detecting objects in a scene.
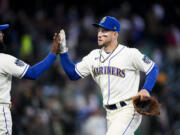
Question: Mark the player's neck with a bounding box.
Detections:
[104,41,118,53]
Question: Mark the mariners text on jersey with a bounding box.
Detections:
[92,66,125,78]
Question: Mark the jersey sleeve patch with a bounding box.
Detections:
[15,59,25,67]
[142,55,151,64]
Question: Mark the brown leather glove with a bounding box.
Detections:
[132,95,160,116]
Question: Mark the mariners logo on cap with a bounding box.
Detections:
[100,17,106,23]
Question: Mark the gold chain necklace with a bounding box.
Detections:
[99,46,118,63]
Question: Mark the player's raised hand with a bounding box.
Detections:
[59,29,68,53]
[52,32,61,55]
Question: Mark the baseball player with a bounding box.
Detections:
[0,24,61,135]
[58,16,159,135]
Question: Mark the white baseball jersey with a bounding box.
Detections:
[75,44,154,105]
[0,53,29,104]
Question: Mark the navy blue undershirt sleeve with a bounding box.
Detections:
[59,52,81,80]
[23,52,57,80]
[142,64,159,92]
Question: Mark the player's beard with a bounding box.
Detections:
[0,41,7,53]
[99,39,112,48]
[98,38,110,48]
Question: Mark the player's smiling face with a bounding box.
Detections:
[97,27,115,47]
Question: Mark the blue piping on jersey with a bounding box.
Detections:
[107,69,111,104]
[146,62,154,74]
[20,64,29,78]
[106,46,125,104]
[75,65,85,78]
[3,107,10,135]
[122,109,136,135]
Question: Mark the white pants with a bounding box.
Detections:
[106,102,142,135]
[0,104,12,135]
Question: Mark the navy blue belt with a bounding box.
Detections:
[105,101,127,110]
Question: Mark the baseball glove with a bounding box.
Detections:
[132,95,160,116]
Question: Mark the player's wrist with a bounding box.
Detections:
[49,52,57,58]
[139,89,150,96]
[60,47,68,53]
[51,51,58,56]
[51,48,60,55]
[140,89,149,92]
[141,86,151,93]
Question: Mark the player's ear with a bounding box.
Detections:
[113,31,118,38]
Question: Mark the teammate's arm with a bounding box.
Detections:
[23,53,56,80]
[58,29,81,80]
[23,32,61,80]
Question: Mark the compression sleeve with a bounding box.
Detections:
[142,64,159,92]
[23,52,57,80]
[59,52,81,80]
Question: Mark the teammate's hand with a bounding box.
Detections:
[136,89,150,101]
[52,32,61,55]
[59,29,68,53]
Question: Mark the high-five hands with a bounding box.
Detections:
[51,29,68,55]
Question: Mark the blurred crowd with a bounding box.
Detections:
[0,0,180,135]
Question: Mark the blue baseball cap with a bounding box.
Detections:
[93,16,120,33]
[0,24,9,31]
